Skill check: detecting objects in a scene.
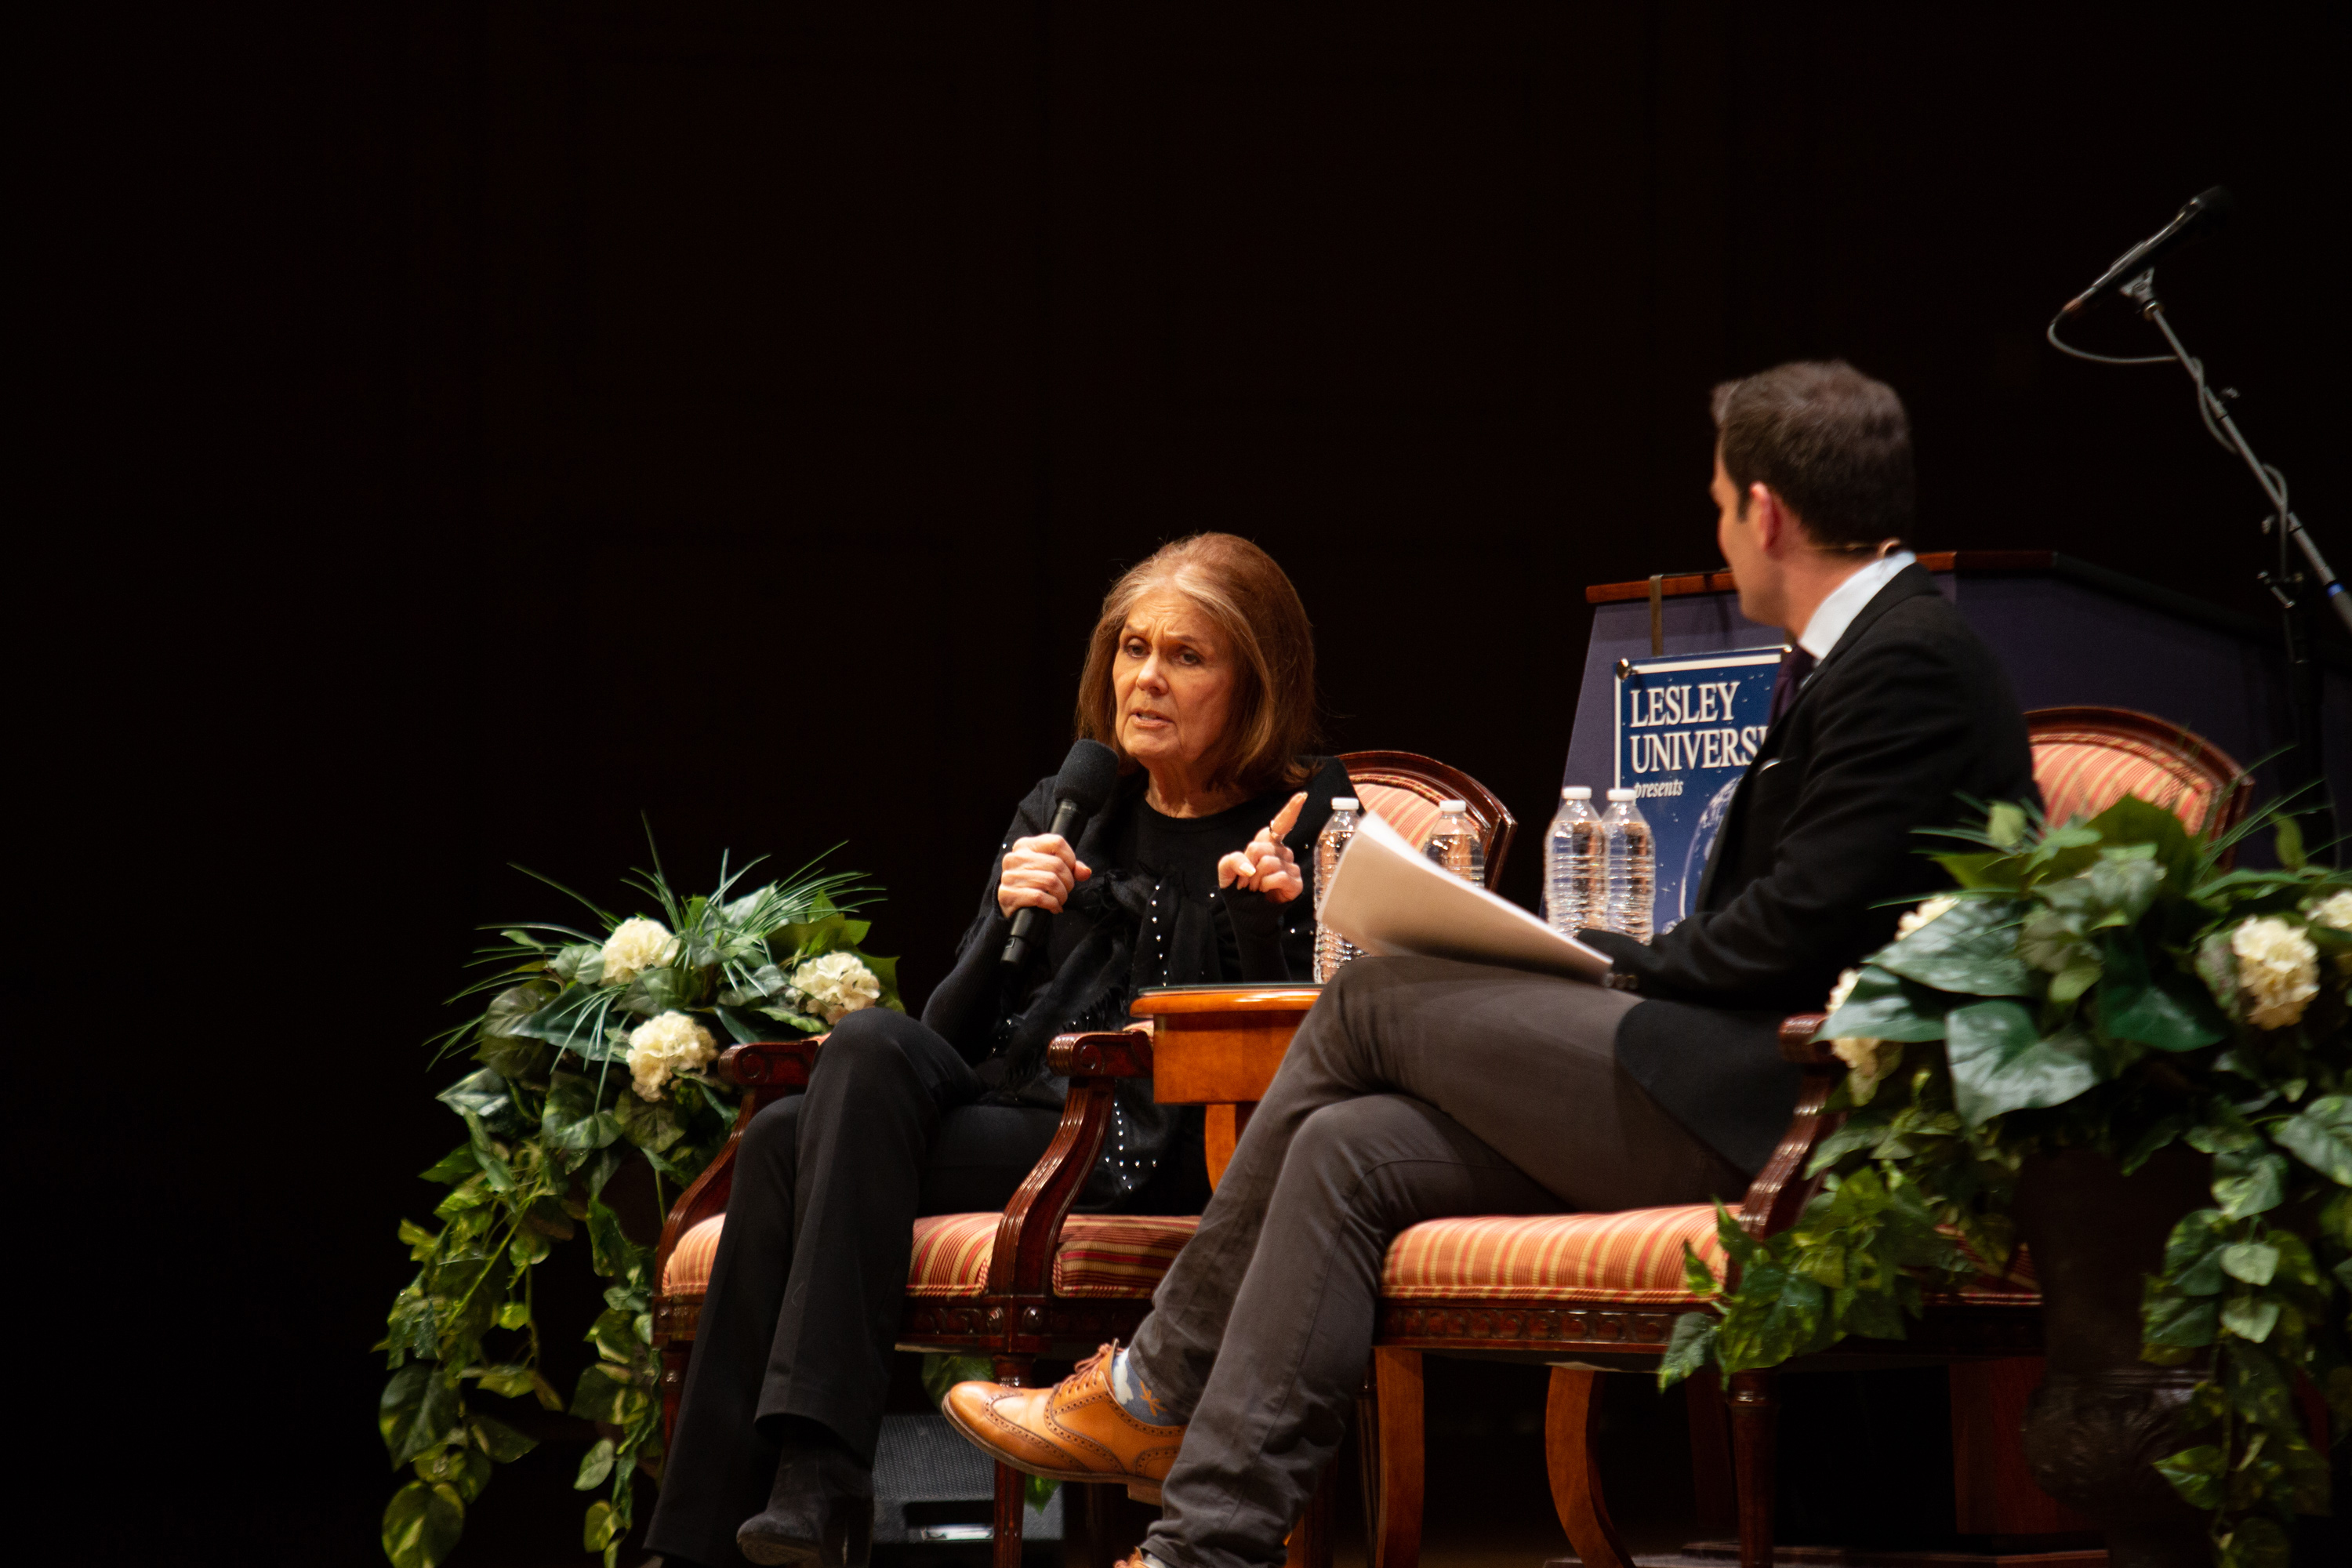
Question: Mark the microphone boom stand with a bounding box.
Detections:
[2114,270,2345,861]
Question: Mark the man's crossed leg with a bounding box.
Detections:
[946,956,1748,1568]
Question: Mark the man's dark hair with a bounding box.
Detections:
[1710,360,1915,550]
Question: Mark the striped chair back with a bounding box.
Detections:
[2027,706,2251,837]
[1335,750,1518,891]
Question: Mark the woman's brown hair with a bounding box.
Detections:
[1074,533,1319,795]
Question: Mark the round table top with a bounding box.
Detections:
[1131,983,1323,1016]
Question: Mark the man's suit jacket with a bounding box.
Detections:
[1584,564,2038,1173]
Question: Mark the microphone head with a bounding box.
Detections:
[1051,739,1121,815]
[2182,186,2234,229]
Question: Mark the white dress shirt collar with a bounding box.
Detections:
[1797,549,1918,662]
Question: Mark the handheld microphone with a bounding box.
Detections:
[1000,739,1121,969]
[2061,186,2233,316]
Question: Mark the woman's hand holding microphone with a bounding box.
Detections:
[997,834,1090,919]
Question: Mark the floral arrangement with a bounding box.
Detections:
[378,844,899,1568]
[1661,795,2350,1568]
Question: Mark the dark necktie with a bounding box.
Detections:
[1768,644,1817,726]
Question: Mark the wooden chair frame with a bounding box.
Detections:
[2024,705,2252,837]
[1336,749,1518,892]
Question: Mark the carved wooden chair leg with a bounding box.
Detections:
[1368,1347,1423,1568]
[1685,1367,1737,1536]
[1084,1483,1129,1568]
[1726,1370,1777,1568]
[992,1355,1035,1568]
[1284,1463,1336,1568]
[1544,1368,1633,1568]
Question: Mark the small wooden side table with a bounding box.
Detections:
[1130,983,1322,1188]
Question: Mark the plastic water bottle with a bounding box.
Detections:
[1601,787,1655,942]
[1313,797,1363,982]
[1423,799,1485,887]
[1544,786,1603,936]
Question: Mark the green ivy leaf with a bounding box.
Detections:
[1680,1241,1721,1299]
[2217,1518,2291,1568]
[1945,1001,2100,1126]
[1875,898,2034,996]
[2152,1443,2225,1510]
[2141,1289,2218,1350]
[418,1145,478,1185]
[2220,1294,2281,1342]
[2273,814,2307,870]
[467,1414,537,1464]
[620,965,696,1018]
[1817,965,1954,1042]
[383,1480,466,1568]
[381,1365,461,1468]
[543,1072,622,1154]
[575,1438,616,1491]
[495,1300,532,1330]
[2161,1210,2230,1294]
[473,1363,537,1399]
[583,1499,622,1552]
[2212,1150,2288,1219]
[412,1443,492,1504]
[437,1069,521,1135]
[613,1087,686,1155]
[587,1307,641,1364]
[2098,937,2227,1052]
[1657,1312,1718,1389]
[2220,1241,2279,1287]
[2272,1096,2352,1186]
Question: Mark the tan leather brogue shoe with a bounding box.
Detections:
[942,1342,1184,1486]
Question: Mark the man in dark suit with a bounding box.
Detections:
[944,361,2038,1568]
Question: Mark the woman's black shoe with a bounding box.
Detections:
[735,1445,875,1568]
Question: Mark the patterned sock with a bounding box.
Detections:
[1107,1346,1176,1426]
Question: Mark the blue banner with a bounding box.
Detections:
[1605,649,1784,931]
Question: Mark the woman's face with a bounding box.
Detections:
[1112,587,1239,783]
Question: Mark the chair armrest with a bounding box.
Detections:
[720,1037,822,1094]
[987,1032,1152,1300]
[1735,1014,1842,1239]
[1045,1030,1155,1078]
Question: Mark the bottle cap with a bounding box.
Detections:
[1330,797,1358,811]
[1607,787,1636,801]
[1437,799,1468,813]
[1563,786,1592,800]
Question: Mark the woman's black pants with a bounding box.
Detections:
[644,1007,1062,1568]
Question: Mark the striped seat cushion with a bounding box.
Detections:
[1382,1207,1729,1304]
[1379,1206,2042,1306]
[660,1211,1200,1302]
[2034,735,2219,833]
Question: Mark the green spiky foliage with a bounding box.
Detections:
[1661,797,2350,1568]
[379,837,897,1568]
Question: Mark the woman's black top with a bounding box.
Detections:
[920,756,1353,1209]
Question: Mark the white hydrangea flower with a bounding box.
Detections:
[1821,967,1899,1103]
[2231,916,2319,1031]
[626,1010,717,1101]
[1895,895,1960,941]
[1832,1036,1904,1105]
[601,917,679,986]
[1825,967,1863,1014]
[2312,890,2352,931]
[791,952,883,1025]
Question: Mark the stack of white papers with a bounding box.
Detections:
[1318,808,1613,981]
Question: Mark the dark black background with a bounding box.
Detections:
[34,3,2346,1563]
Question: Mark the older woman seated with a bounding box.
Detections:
[647,532,1352,1568]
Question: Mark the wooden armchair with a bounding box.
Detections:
[1356,705,2254,1568]
[648,750,1513,1568]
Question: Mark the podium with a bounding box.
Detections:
[1566,550,2350,848]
